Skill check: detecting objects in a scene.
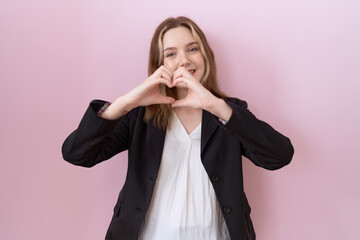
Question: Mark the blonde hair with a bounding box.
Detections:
[145,16,227,130]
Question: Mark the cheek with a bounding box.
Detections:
[197,58,206,78]
[197,60,205,76]
[194,55,205,69]
[163,59,177,72]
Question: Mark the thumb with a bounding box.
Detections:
[157,96,175,105]
[171,98,188,108]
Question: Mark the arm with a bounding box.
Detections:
[210,97,294,170]
[61,99,132,167]
[62,66,175,167]
[169,69,294,170]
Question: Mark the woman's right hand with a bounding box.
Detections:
[101,66,175,120]
[126,65,175,108]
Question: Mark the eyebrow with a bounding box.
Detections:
[163,42,198,52]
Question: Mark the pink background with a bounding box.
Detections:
[1,0,359,239]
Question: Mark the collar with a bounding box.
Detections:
[148,109,219,164]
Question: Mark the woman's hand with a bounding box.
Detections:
[171,67,233,121]
[101,66,175,120]
[126,65,175,108]
[171,67,215,109]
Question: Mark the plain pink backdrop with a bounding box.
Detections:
[1,0,359,239]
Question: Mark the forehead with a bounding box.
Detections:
[163,26,196,48]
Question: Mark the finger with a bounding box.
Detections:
[172,77,195,89]
[171,98,190,108]
[157,96,176,104]
[144,76,171,89]
[172,78,188,89]
[173,67,193,80]
[152,66,171,81]
[153,65,172,82]
[160,65,173,79]
[173,66,186,74]
[172,67,187,81]
[159,68,172,81]
[156,77,173,88]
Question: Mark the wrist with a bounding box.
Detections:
[205,96,223,113]
[100,95,133,120]
[207,97,232,122]
[121,93,138,112]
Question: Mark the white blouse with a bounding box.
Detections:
[138,112,230,240]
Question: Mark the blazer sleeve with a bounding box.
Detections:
[61,99,132,168]
[220,98,294,170]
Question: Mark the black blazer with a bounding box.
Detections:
[62,97,294,240]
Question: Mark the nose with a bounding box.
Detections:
[178,51,190,67]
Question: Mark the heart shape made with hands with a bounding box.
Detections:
[151,66,204,106]
[159,68,189,100]
[163,83,188,100]
[160,70,191,100]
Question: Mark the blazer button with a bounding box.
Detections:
[223,206,231,214]
[136,207,144,212]
[211,175,220,183]
[149,177,154,182]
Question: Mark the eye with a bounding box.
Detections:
[189,47,199,52]
[165,52,175,58]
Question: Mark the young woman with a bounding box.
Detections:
[62,16,294,240]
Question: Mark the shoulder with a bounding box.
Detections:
[224,97,248,108]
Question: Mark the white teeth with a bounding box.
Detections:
[188,69,196,73]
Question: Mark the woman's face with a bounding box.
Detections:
[162,26,205,83]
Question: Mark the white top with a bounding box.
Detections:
[138,112,230,240]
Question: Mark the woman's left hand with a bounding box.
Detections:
[171,67,216,111]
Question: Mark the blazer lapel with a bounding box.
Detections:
[201,110,219,155]
[148,110,218,163]
[148,122,166,165]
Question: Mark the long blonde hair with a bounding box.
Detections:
[145,16,227,130]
